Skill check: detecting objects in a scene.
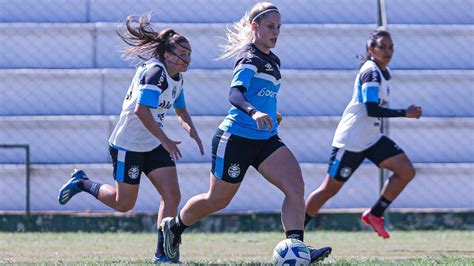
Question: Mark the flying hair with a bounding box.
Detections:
[217,2,279,60]
[117,13,189,63]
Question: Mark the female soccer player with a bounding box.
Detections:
[304,30,422,239]
[57,13,204,262]
[160,2,331,263]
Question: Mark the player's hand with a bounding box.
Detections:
[189,129,205,155]
[276,112,282,125]
[162,138,182,161]
[406,105,422,119]
[252,111,273,132]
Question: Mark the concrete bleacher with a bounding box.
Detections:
[0,0,377,24]
[0,23,379,69]
[1,116,472,164]
[1,69,473,116]
[1,0,473,212]
[386,0,474,25]
[1,23,473,69]
[1,163,472,211]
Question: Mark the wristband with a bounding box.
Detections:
[248,108,257,117]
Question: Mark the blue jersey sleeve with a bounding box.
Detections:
[138,89,161,108]
[231,64,257,91]
[137,66,168,108]
[173,89,186,109]
[360,68,381,103]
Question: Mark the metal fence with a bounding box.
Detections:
[1,0,473,213]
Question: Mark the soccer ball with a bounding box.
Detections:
[272,239,311,266]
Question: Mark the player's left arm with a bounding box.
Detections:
[173,90,204,155]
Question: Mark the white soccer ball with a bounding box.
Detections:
[272,238,311,266]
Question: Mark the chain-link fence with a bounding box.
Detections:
[1,0,473,212]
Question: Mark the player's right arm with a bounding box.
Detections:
[134,66,182,160]
[229,86,273,131]
[134,105,182,160]
[229,56,273,131]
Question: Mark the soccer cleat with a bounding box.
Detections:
[361,209,390,239]
[161,217,181,263]
[308,246,332,263]
[152,254,171,264]
[58,169,88,205]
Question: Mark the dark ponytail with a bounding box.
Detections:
[358,29,391,68]
[117,13,188,62]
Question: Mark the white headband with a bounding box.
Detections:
[251,8,279,23]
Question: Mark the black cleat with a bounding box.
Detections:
[161,217,181,263]
[309,246,332,263]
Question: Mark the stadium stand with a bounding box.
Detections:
[1,0,473,211]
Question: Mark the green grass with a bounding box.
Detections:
[1,231,473,264]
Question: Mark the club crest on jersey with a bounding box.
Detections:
[128,165,140,179]
[228,164,241,178]
[340,166,352,178]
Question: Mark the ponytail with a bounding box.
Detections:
[117,13,188,62]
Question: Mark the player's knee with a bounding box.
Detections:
[283,181,304,199]
[115,201,135,212]
[207,194,232,211]
[404,165,416,181]
[161,191,181,209]
[394,163,416,182]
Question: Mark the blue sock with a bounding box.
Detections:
[155,228,164,257]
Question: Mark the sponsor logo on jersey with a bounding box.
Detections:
[158,100,172,109]
[157,113,165,121]
[128,165,140,179]
[340,166,352,178]
[228,163,241,178]
[172,86,177,98]
[157,72,166,87]
[257,88,278,98]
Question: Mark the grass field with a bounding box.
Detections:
[1,231,473,264]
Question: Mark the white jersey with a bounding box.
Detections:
[109,59,186,152]
[332,60,391,152]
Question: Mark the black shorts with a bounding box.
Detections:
[327,136,404,182]
[210,129,286,184]
[109,145,175,185]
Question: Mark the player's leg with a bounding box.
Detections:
[142,145,180,262]
[256,138,332,263]
[180,173,240,225]
[257,145,305,239]
[161,172,241,261]
[362,137,414,238]
[148,166,180,263]
[161,129,248,261]
[378,152,416,203]
[304,174,344,225]
[58,146,141,211]
[305,147,364,226]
